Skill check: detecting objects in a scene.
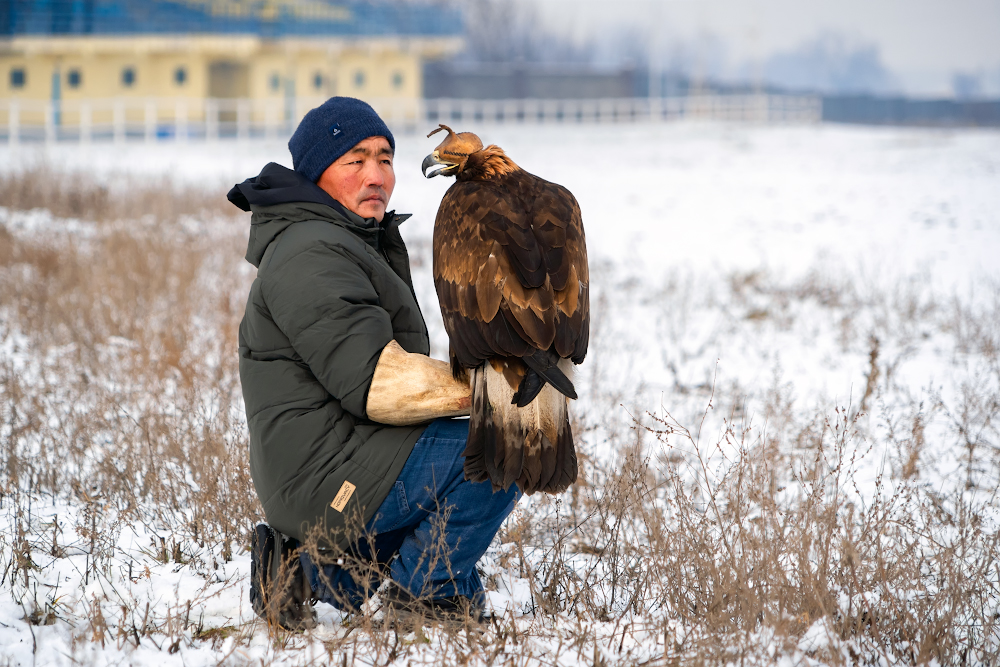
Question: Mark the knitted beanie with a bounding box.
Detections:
[288,97,395,183]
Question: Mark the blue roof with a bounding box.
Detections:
[1,0,463,38]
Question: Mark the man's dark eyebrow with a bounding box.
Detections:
[346,145,394,157]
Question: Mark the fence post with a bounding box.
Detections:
[596,99,608,124]
[206,98,218,141]
[113,99,125,144]
[293,96,305,133]
[45,101,55,144]
[380,98,393,126]
[416,97,426,128]
[237,99,250,142]
[264,100,281,139]
[424,98,435,125]
[144,99,156,143]
[264,99,276,141]
[81,102,92,145]
[175,99,188,142]
[7,100,18,147]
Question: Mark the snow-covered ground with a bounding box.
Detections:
[2,122,999,665]
[8,123,998,402]
[6,122,998,284]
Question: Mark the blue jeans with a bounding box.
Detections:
[300,418,520,611]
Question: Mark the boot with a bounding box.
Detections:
[250,524,316,631]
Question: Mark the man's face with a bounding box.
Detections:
[316,136,395,222]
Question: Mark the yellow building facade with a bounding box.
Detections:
[0,0,463,134]
[1,34,460,128]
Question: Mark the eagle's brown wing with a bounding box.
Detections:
[432,170,589,371]
[433,170,587,495]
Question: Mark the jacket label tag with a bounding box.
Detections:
[330,481,356,513]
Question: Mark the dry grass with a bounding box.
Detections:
[1,167,998,665]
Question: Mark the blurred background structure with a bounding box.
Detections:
[1,0,463,140]
[2,0,999,143]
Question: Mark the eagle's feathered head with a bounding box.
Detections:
[421,124,484,178]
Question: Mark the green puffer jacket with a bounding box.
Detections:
[229,162,430,548]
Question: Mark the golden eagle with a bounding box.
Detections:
[422,124,589,495]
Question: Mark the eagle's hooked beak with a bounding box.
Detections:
[422,151,454,178]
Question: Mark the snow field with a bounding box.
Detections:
[1,121,999,664]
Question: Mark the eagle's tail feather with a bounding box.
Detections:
[546,416,577,494]
[463,360,579,495]
[463,366,491,484]
[503,432,526,491]
[535,431,559,492]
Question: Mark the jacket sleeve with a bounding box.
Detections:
[262,241,391,419]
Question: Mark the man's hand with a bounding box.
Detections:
[366,340,471,426]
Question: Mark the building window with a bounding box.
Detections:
[392,71,404,89]
[174,67,186,86]
[313,72,323,91]
[10,68,26,88]
[122,67,136,87]
[269,72,280,92]
[354,70,365,88]
[67,69,82,89]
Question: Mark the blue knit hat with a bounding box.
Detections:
[288,97,395,183]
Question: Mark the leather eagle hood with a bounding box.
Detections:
[228,162,408,268]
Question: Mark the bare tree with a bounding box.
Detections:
[456,0,589,64]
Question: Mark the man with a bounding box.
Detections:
[227,97,519,627]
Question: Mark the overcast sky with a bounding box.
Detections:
[524,0,1000,96]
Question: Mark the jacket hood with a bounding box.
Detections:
[228,162,344,213]
[228,162,409,268]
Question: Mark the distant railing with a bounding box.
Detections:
[423,95,821,126]
[0,94,821,145]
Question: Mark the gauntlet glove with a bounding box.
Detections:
[365,340,471,425]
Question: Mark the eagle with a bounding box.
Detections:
[422,124,590,495]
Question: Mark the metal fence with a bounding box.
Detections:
[0,94,821,145]
[424,95,821,125]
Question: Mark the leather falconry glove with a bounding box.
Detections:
[366,340,471,426]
